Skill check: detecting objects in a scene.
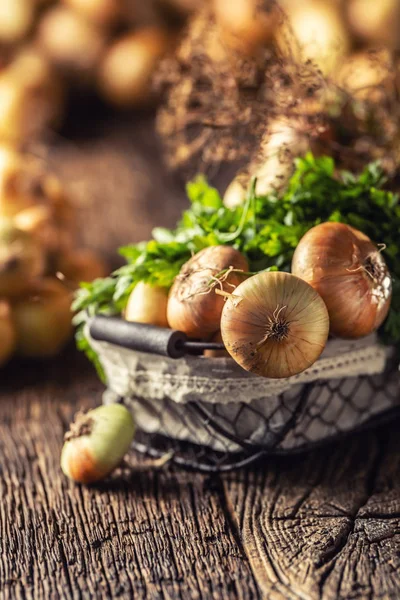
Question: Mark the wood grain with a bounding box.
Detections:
[224,422,400,600]
[0,353,260,599]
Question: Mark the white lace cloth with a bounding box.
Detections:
[87,325,400,452]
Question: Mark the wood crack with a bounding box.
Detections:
[224,422,400,600]
[208,475,263,599]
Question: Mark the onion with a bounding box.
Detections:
[214,0,280,55]
[0,147,36,216]
[220,271,329,378]
[335,50,394,103]
[14,204,60,253]
[0,218,45,297]
[223,116,312,207]
[61,404,135,484]
[276,0,349,75]
[0,150,69,223]
[0,153,74,256]
[12,278,73,357]
[125,281,169,327]
[38,6,106,77]
[346,0,400,48]
[0,301,16,366]
[64,0,121,27]
[98,28,172,107]
[0,0,34,45]
[167,245,249,338]
[253,117,311,197]
[291,222,392,339]
[0,54,63,144]
[223,179,247,209]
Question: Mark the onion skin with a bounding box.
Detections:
[221,271,329,379]
[291,222,392,339]
[61,404,135,484]
[167,246,249,338]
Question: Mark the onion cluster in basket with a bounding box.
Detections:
[123,222,392,380]
[73,156,400,383]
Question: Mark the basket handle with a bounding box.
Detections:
[89,316,225,358]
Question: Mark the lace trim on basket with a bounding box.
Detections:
[91,331,392,405]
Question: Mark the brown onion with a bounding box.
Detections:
[346,0,400,49]
[0,54,64,144]
[167,245,249,338]
[0,218,45,297]
[38,6,106,77]
[220,271,329,379]
[292,222,392,339]
[12,278,73,357]
[98,28,172,107]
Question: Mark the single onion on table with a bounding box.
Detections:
[167,245,249,338]
[220,271,329,379]
[292,222,392,339]
[61,404,135,484]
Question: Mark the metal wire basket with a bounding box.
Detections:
[88,317,400,472]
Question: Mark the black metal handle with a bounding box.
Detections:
[89,316,225,358]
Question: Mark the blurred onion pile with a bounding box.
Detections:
[2,0,399,154]
[0,0,199,146]
[156,0,400,199]
[0,143,107,364]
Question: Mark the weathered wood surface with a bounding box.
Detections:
[0,115,399,599]
[225,424,400,600]
[0,353,260,599]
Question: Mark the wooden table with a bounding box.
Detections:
[1,116,399,600]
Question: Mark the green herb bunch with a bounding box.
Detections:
[73,153,400,379]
